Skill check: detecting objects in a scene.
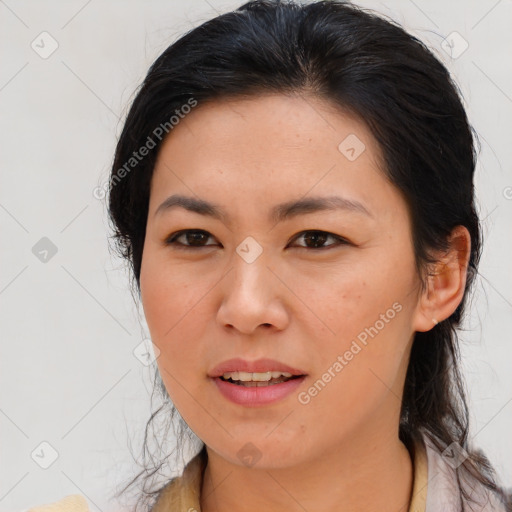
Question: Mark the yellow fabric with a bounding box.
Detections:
[26,437,428,512]
[408,434,429,512]
[152,447,206,512]
[152,436,428,512]
[27,494,90,512]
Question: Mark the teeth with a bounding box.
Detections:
[222,371,293,381]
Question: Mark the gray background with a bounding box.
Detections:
[1,0,511,510]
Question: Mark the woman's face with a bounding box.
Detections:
[140,93,427,468]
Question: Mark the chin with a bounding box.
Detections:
[213,439,309,470]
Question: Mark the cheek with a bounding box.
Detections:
[303,257,414,406]
[140,253,204,338]
[140,254,218,384]
[305,259,406,342]
[140,266,210,416]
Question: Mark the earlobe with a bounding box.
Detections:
[412,226,471,333]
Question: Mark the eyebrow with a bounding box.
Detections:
[154,194,373,224]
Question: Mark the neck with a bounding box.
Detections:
[200,429,414,512]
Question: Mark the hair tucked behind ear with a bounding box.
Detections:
[107,1,510,510]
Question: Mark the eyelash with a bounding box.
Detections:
[164,229,350,251]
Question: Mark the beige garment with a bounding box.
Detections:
[409,434,429,512]
[26,494,90,512]
[151,435,428,512]
[26,437,429,512]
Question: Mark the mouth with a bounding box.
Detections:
[209,357,307,379]
[208,358,307,405]
[219,371,304,387]
[212,373,307,406]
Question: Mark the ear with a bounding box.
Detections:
[412,225,471,332]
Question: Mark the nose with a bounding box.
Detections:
[216,252,289,335]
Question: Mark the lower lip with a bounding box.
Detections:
[212,376,306,406]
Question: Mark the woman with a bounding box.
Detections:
[28,1,510,511]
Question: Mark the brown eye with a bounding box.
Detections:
[290,230,349,249]
[165,229,217,248]
[164,229,349,251]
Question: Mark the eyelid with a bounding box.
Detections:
[164,229,351,249]
[290,231,349,248]
[164,229,217,247]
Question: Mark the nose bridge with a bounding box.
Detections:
[230,236,270,302]
[217,236,287,333]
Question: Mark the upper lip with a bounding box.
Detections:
[208,358,307,378]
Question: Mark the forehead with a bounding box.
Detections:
[148,93,397,220]
[155,93,378,154]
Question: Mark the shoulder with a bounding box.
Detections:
[25,494,90,512]
[422,434,509,512]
